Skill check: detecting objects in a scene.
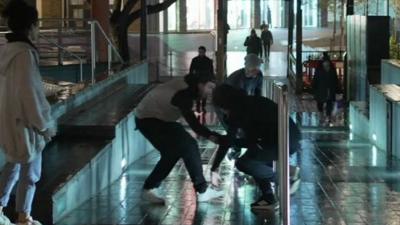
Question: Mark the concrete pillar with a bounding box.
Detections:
[140,0,147,60]
[91,0,110,62]
[253,0,261,29]
[178,0,187,32]
[295,0,303,93]
[216,0,227,81]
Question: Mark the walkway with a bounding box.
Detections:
[55,45,400,225]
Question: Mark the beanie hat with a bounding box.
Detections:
[244,54,263,69]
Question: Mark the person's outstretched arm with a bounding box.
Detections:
[171,89,216,138]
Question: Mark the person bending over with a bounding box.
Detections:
[135,73,223,204]
[210,85,301,210]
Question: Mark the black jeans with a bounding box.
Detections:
[135,117,207,193]
[235,148,276,199]
[317,100,334,116]
[263,44,271,58]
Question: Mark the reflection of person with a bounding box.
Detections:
[261,26,273,59]
[244,29,263,57]
[135,73,223,204]
[0,1,57,225]
[312,56,339,122]
[211,85,301,210]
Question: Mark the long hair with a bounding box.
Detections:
[2,0,38,34]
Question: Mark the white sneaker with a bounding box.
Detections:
[141,189,165,204]
[197,187,224,202]
[0,212,13,225]
[16,216,41,225]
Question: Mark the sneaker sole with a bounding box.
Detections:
[251,204,279,211]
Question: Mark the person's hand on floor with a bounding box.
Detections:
[210,170,222,187]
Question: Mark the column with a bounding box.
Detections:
[91,0,110,62]
[295,0,303,93]
[178,0,187,32]
[253,0,261,29]
[140,0,147,60]
[216,0,227,81]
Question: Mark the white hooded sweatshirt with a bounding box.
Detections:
[0,41,53,163]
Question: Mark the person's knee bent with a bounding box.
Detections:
[19,169,41,186]
[235,158,248,173]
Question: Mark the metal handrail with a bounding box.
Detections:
[39,34,84,82]
[273,81,290,225]
[88,20,124,84]
[90,21,124,64]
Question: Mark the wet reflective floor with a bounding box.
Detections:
[56,107,400,225]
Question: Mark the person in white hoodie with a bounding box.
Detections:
[0,1,56,225]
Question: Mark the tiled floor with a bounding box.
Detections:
[55,105,400,225]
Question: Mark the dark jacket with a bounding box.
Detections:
[261,30,273,45]
[226,68,263,96]
[211,96,301,170]
[244,36,263,57]
[189,56,214,75]
[312,63,339,102]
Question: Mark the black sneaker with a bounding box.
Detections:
[251,195,279,210]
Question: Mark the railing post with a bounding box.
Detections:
[57,25,62,65]
[90,21,96,84]
[169,51,173,77]
[108,44,112,76]
[156,60,160,83]
[274,82,290,225]
[79,61,83,82]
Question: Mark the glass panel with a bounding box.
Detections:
[187,0,214,30]
[228,0,251,29]
[168,2,177,31]
[70,0,84,5]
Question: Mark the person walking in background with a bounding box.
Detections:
[260,21,267,31]
[189,46,214,123]
[312,55,340,123]
[227,54,263,96]
[189,46,214,75]
[0,1,57,225]
[244,29,263,57]
[261,25,273,60]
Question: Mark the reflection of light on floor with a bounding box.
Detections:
[121,158,127,169]
[372,145,378,167]
[372,133,377,141]
[120,175,127,202]
[349,150,354,166]
[349,133,353,141]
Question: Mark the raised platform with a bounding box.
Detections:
[59,84,153,138]
[349,101,369,141]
